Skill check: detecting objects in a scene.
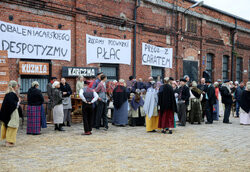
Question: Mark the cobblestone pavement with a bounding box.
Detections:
[0,116,249,172]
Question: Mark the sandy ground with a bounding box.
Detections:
[0,117,250,172]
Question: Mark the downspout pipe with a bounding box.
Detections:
[231,18,237,81]
[133,0,140,78]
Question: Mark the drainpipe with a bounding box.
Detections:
[133,0,140,78]
[231,18,237,81]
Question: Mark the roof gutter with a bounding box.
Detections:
[144,0,250,34]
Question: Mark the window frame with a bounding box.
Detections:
[100,64,119,81]
[151,66,165,82]
[185,15,197,33]
[19,59,51,94]
[206,53,214,81]
[236,57,243,82]
[222,55,229,82]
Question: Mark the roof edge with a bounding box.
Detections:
[185,0,250,24]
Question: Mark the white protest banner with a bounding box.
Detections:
[142,42,173,68]
[0,20,71,61]
[86,34,131,65]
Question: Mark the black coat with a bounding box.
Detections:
[207,85,216,105]
[240,90,250,113]
[60,83,72,97]
[177,85,190,105]
[27,87,44,106]
[113,85,130,109]
[0,92,19,126]
[220,86,233,105]
[158,84,177,114]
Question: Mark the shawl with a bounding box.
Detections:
[158,84,177,114]
[0,92,19,127]
[131,96,144,110]
[222,83,231,93]
[191,87,202,99]
[240,90,250,113]
[113,85,129,109]
[143,87,158,119]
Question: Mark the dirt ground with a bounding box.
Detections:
[0,117,250,172]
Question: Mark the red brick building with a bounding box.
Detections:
[0,0,250,94]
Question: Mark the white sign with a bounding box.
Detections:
[0,20,71,61]
[142,42,173,68]
[86,34,131,65]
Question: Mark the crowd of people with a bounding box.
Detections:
[0,73,249,146]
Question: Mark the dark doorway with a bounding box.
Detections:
[183,60,198,82]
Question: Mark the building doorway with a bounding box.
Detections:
[183,60,198,82]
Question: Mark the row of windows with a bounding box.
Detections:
[206,54,247,82]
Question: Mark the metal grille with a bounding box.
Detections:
[236,57,243,82]
[151,67,163,81]
[101,66,118,81]
[20,78,48,93]
[222,55,229,81]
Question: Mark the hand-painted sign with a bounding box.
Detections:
[19,61,49,75]
[86,34,131,65]
[0,51,9,108]
[0,20,71,61]
[62,66,98,77]
[142,43,173,68]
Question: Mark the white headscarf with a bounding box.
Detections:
[52,81,60,88]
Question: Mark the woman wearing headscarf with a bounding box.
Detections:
[27,81,46,135]
[76,75,84,95]
[129,89,145,126]
[52,81,65,131]
[158,77,177,134]
[112,79,130,126]
[143,81,159,132]
[188,81,203,124]
[0,80,21,146]
[239,81,250,125]
[60,78,72,127]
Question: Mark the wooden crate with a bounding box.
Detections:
[71,113,82,124]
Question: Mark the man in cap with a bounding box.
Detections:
[90,72,103,127]
[176,78,190,126]
[205,79,216,124]
[198,78,207,121]
[91,72,103,89]
[47,77,57,123]
[220,80,233,124]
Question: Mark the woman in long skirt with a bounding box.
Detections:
[112,79,130,126]
[26,81,47,135]
[143,82,160,132]
[52,81,65,131]
[60,78,72,127]
[129,90,145,126]
[0,80,21,146]
[158,78,177,134]
[239,82,250,125]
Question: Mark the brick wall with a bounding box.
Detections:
[0,0,250,94]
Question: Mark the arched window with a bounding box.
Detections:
[206,53,214,81]
[222,55,229,81]
[236,57,243,82]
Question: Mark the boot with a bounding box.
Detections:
[58,124,65,131]
[54,124,59,131]
[67,121,71,127]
